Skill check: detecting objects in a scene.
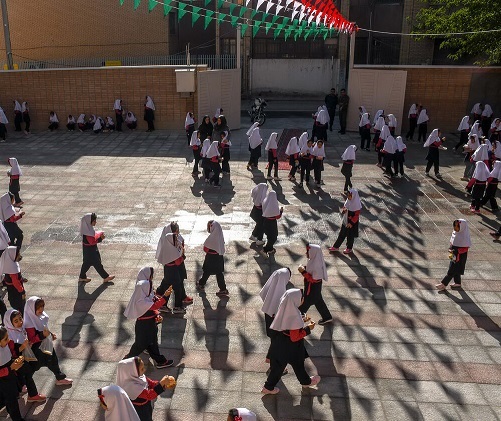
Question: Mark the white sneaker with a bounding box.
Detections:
[274,177,282,181]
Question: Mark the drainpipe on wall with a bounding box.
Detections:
[1,0,13,70]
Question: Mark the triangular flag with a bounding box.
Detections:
[246,0,251,5]
[307,11,315,25]
[204,10,214,29]
[239,6,247,17]
[276,5,284,14]
[217,0,224,9]
[178,3,188,20]
[134,0,141,10]
[265,1,274,14]
[256,0,266,10]
[241,23,248,36]
[231,15,239,26]
[192,6,202,25]
[273,27,282,39]
[163,0,172,15]
[204,0,211,5]
[253,24,260,37]
[251,10,259,19]
[119,0,125,5]
[218,12,227,22]
[291,8,299,19]
[229,3,237,15]
[148,0,157,11]
[265,21,272,34]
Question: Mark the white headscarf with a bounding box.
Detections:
[471,103,482,115]
[204,221,225,255]
[106,116,114,126]
[0,342,11,366]
[472,161,490,181]
[262,191,280,218]
[379,125,391,142]
[383,135,397,154]
[0,246,20,275]
[305,244,328,281]
[466,134,480,151]
[214,108,222,119]
[0,193,15,221]
[260,268,291,317]
[21,102,28,113]
[123,279,154,320]
[344,188,362,212]
[125,112,137,123]
[387,114,397,128]
[251,183,268,207]
[359,113,370,127]
[458,116,470,131]
[100,384,140,421]
[201,138,211,157]
[481,104,493,117]
[49,113,59,123]
[113,100,122,111]
[77,114,86,124]
[298,132,308,150]
[0,221,10,250]
[316,109,329,125]
[300,141,312,155]
[423,128,440,147]
[408,104,417,117]
[79,213,95,236]
[269,288,304,331]
[374,116,385,131]
[248,127,262,149]
[359,106,367,115]
[23,296,49,331]
[185,112,195,126]
[491,119,501,131]
[3,308,26,345]
[417,109,429,125]
[341,145,357,161]
[8,158,22,176]
[265,133,278,150]
[450,219,471,248]
[311,141,326,158]
[246,122,259,137]
[116,357,148,400]
[156,233,182,265]
[469,121,482,137]
[472,144,489,162]
[206,141,220,159]
[13,101,21,112]
[190,131,201,147]
[68,116,76,124]
[0,108,8,124]
[236,408,257,421]
[285,137,300,155]
[374,110,384,124]
[145,96,155,110]
[490,160,501,180]
[93,118,103,131]
[396,136,406,152]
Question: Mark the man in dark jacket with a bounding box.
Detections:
[338,89,350,135]
[324,88,338,132]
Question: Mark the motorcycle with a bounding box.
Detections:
[248,98,267,126]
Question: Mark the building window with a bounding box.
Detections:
[169,12,176,35]
[251,37,336,59]
[221,38,237,55]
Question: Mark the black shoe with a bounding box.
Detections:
[156,359,174,369]
[318,318,333,325]
[159,306,172,314]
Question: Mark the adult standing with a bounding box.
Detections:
[324,88,338,132]
[114,99,123,132]
[144,96,155,132]
[338,89,349,135]
[212,114,230,143]
[21,102,30,135]
[198,115,213,141]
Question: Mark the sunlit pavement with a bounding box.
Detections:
[1,118,500,420]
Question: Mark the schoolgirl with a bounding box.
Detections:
[329,188,362,254]
[481,104,493,136]
[406,103,418,141]
[311,140,325,187]
[98,384,140,421]
[376,125,391,167]
[424,128,445,177]
[466,161,490,214]
[373,116,385,152]
[124,267,174,368]
[93,117,104,134]
[299,138,314,188]
[471,103,482,121]
[220,130,232,175]
[298,131,308,151]
[105,116,115,132]
[394,136,407,177]
[260,267,291,366]
[461,135,480,181]
[213,108,223,124]
[265,132,280,181]
[436,219,470,291]
[196,220,228,297]
[341,145,357,194]
[249,183,268,246]
[197,115,213,141]
[0,107,8,142]
[359,112,371,151]
[206,140,222,188]
[185,112,196,145]
[114,99,124,132]
[201,137,212,182]
[212,114,230,144]
[23,296,73,385]
[66,115,76,131]
[262,288,319,395]
[125,112,138,130]
[382,134,397,178]
[77,113,86,131]
[189,130,201,176]
[471,143,490,169]
[311,106,322,140]
[480,160,501,212]
[315,108,329,141]
[144,96,155,132]
[79,213,114,283]
[297,244,332,324]
[285,136,300,181]
[0,192,24,250]
[490,118,501,142]
[387,114,397,136]
[358,106,367,117]
[227,408,256,421]
[4,308,46,403]
[262,191,283,256]
[455,116,470,151]
[7,157,23,206]
[21,102,30,134]
[0,247,26,314]
[116,357,176,421]
[247,122,262,170]
[13,101,22,132]
[469,120,482,138]
[48,112,59,131]
[417,107,429,142]
[0,326,25,421]
[0,219,10,257]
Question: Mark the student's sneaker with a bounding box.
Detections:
[103,276,115,282]
[27,394,47,403]
[435,173,442,178]
[435,283,446,291]
[425,172,430,176]
[255,240,265,246]
[304,375,321,388]
[216,289,230,297]
[55,378,73,386]
[246,165,252,171]
[274,177,282,181]
[266,176,273,180]
[318,318,333,325]
[261,387,280,395]
[196,281,205,291]
[267,248,277,255]
[343,248,352,254]
[172,307,186,314]
[182,296,194,305]
[156,359,174,369]
[159,306,172,314]
[79,278,91,283]
[471,209,480,214]
[249,235,258,242]
[450,284,463,290]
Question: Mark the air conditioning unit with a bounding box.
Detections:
[175,68,196,92]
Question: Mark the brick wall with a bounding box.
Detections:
[0,66,201,130]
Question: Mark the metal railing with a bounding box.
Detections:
[1,54,237,70]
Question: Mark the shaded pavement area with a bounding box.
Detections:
[0,118,500,420]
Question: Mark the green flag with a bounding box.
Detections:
[192,6,202,25]
[240,23,248,36]
[217,12,227,23]
[281,17,289,27]
[229,3,237,15]
[119,0,125,5]
[239,6,247,17]
[271,15,279,25]
[251,10,259,19]
[265,21,272,34]
[217,0,224,9]
[134,0,141,10]
[148,0,157,11]
[178,3,188,20]
[204,0,211,5]
[204,10,214,29]
[163,0,172,16]
[252,24,260,37]
[273,27,282,39]
[231,15,239,26]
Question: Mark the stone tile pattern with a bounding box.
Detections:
[0,120,500,421]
